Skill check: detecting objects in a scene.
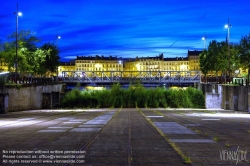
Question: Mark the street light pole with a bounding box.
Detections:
[225,18,231,83]
[56,31,61,46]
[56,31,60,79]
[202,33,207,50]
[14,3,22,83]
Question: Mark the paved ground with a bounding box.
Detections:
[0,108,249,166]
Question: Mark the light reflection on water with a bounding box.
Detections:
[66,85,189,91]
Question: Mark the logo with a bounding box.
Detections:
[220,146,247,165]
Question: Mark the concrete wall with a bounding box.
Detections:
[3,84,64,112]
[221,85,249,112]
[205,85,222,109]
[200,83,250,112]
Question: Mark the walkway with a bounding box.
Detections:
[0,108,249,165]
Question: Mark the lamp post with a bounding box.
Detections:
[202,33,207,50]
[225,18,231,82]
[56,31,60,78]
[56,31,61,46]
[14,3,22,83]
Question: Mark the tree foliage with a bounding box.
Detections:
[238,33,250,79]
[0,30,60,76]
[40,43,60,74]
[199,40,240,77]
[199,50,209,76]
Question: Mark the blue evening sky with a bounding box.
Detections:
[0,0,249,61]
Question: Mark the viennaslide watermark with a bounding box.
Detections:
[220,146,247,165]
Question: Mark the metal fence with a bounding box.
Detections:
[61,70,201,83]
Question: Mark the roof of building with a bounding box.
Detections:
[76,55,123,61]
[164,57,188,61]
[125,53,164,62]
[60,60,75,66]
[63,50,201,64]
[188,50,202,56]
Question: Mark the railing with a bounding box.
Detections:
[201,76,249,85]
[60,70,201,83]
[7,77,54,84]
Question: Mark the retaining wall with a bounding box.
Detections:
[200,83,250,112]
[0,84,64,113]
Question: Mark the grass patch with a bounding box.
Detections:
[153,110,164,116]
[213,136,219,142]
[195,129,201,134]
[48,136,54,141]
[183,156,192,164]
[225,142,231,147]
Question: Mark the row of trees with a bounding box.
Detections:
[0,30,60,77]
[199,33,250,81]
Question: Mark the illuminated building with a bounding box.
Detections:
[74,55,123,77]
[188,50,201,71]
[58,60,76,77]
[58,51,201,77]
[0,60,8,72]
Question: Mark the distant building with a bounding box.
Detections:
[72,55,123,77]
[58,60,75,77]
[188,50,201,71]
[58,50,202,77]
[0,59,8,72]
[124,54,164,72]
[163,57,189,71]
[75,55,123,71]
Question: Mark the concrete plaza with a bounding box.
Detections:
[0,108,249,165]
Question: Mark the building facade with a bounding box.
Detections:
[58,50,202,77]
[58,60,76,77]
[75,55,123,72]
[188,50,200,71]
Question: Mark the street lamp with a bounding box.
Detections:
[56,31,60,79]
[202,33,207,50]
[14,3,22,83]
[56,31,61,46]
[225,18,232,82]
[202,37,206,50]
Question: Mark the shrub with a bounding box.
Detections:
[60,84,205,108]
[185,87,205,108]
[164,88,192,108]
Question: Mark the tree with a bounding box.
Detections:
[0,41,7,72]
[1,30,42,76]
[1,42,16,72]
[40,43,60,76]
[228,44,240,76]
[1,30,60,77]
[199,40,228,76]
[199,49,209,76]
[199,40,240,83]
[238,33,250,82]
